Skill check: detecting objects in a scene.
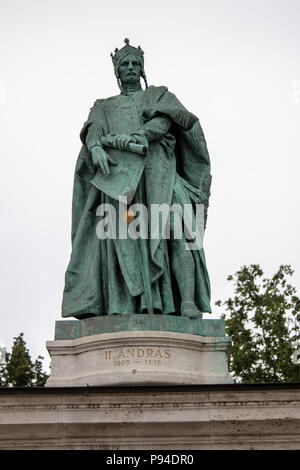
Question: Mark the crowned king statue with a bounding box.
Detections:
[61,39,212,320]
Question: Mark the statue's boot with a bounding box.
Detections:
[170,235,203,319]
[181,301,203,319]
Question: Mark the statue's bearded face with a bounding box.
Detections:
[118,54,141,84]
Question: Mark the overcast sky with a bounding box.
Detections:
[0,0,299,371]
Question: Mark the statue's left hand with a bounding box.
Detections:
[130,131,149,152]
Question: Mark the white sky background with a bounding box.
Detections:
[0,0,299,371]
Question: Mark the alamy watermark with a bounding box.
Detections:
[292,80,300,105]
[292,341,300,365]
[95,197,205,251]
[0,346,6,363]
[0,80,6,105]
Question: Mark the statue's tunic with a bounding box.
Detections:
[62,86,212,318]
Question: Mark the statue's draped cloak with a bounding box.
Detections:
[62,86,212,318]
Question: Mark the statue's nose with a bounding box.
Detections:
[128,62,134,71]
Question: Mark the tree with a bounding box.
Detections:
[0,333,48,387]
[216,265,300,383]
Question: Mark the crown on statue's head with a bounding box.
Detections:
[111,38,145,71]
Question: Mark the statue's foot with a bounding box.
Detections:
[180,301,203,319]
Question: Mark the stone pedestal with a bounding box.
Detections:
[46,315,233,386]
[46,331,232,387]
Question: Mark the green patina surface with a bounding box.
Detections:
[55,315,225,340]
[61,38,212,322]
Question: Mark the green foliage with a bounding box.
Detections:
[0,333,48,387]
[216,265,300,383]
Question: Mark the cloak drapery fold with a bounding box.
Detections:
[62,86,212,318]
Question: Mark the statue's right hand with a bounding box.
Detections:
[91,146,117,177]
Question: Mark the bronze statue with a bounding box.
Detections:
[62,39,212,320]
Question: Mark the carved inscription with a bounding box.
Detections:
[104,347,171,367]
